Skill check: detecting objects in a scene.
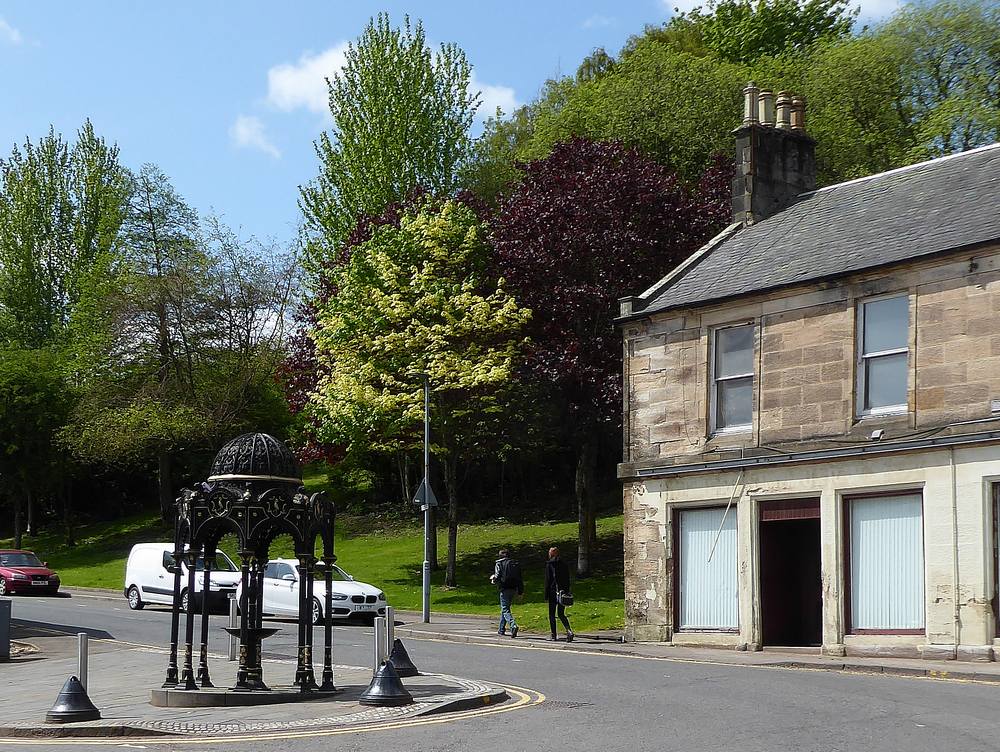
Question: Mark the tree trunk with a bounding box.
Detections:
[428,505,439,571]
[62,481,75,547]
[443,456,459,588]
[158,451,174,522]
[26,486,35,537]
[575,440,597,577]
[13,485,25,550]
[397,451,409,506]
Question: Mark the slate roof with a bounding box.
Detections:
[631,142,1000,318]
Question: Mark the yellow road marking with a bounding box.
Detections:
[0,684,544,746]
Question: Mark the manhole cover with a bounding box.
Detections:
[545,700,594,709]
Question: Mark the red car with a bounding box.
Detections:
[0,550,60,596]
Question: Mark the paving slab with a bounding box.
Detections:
[0,632,508,738]
[392,611,1000,683]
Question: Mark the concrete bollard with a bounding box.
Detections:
[372,617,388,675]
[228,593,238,661]
[77,633,88,692]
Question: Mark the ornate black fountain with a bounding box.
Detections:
[159,433,338,700]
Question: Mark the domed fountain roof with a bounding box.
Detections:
[208,433,302,483]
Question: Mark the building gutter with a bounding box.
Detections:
[619,429,1000,480]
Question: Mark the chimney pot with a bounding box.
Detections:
[791,96,806,131]
[775,91,792,130]
[742,82,760,125]
[757,89,775,127]
[733,85,816,226]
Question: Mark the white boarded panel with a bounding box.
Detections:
[850,494,924,631]
[678,507,738,629]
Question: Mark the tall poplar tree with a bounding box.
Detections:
[299,13,480,271]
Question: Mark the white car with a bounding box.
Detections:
[238,558,387,625]
[124,543,241,613]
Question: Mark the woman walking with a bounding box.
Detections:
[544,547,574,642]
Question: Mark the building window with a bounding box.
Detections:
[676,506,738,630]
[711,323,754,433]
[857,295,909,415]
[847,493,924,633]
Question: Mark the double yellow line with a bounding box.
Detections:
[0,683,544,746]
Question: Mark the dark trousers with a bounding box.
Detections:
[547,597,571,636]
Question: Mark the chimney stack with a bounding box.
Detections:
[732,82,816,226]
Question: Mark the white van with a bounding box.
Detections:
[124,543,240,613]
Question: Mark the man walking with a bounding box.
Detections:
[490,548,523,638]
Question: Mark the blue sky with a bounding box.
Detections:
[1,1,900,245]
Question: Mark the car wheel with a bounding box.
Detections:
[127,585,144,610]
[311,597,323,626]
[180,589,190,613]
[0,577,7,596]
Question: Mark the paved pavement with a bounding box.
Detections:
[393,610,1000,682]
[6,590,1000,752]
[2,632,507,738]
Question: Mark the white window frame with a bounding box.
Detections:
[709,322,755,435]
[856,293,909,418]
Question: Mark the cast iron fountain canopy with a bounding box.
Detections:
[159,432,337,698]
[208,432,303,485]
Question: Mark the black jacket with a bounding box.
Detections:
[494,557,524,595]
[544,557,571,601]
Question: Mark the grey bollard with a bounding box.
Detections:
[77,633,88,692]
[385,606,395,647]
[0,599,10,660]
[228,593,238,661]
[372,617,388,675]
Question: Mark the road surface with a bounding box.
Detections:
[8,592,1000,752]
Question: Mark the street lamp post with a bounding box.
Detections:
[421,374,431,624]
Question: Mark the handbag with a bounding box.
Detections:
[556,588,574,607]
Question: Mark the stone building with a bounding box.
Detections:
[617,85,1000,660]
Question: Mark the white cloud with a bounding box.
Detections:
[472,74,519,121]
[0,16,23,45]
[582,14,616,29]
[229,115,281,159]
[263,42,518,125]
[266,43,349,115]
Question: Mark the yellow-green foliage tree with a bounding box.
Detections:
[309,199,530,586]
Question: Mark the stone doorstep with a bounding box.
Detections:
[0,673,509,739]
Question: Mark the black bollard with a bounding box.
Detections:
[387,638,419,677]
[358,661,413,707]
[45,676,101,723]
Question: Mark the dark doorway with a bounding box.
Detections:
[759,500,822,647]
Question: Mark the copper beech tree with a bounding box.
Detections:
[491,137,731,576]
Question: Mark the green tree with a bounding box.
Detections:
[0,348,72,548]
[0,122,130,539]
[308,200,530,586]
[62,167,296,520]
[883,0,1000,156]
[0,122,130,347]
[697,0,856,64]
[300,13,480,270]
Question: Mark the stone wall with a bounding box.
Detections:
[622,245,1000,467]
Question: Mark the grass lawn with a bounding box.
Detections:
[2,511,625,633]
